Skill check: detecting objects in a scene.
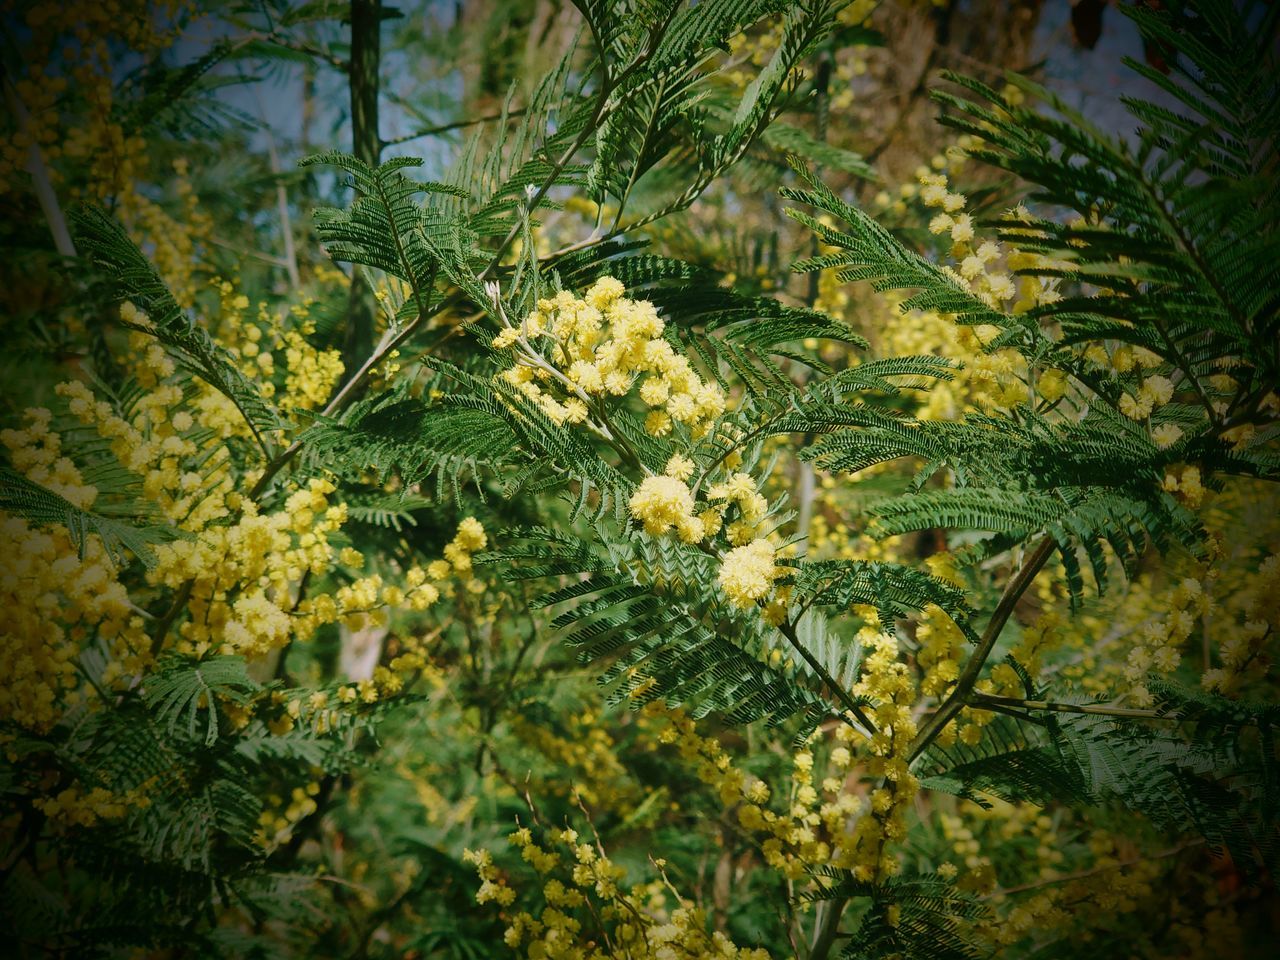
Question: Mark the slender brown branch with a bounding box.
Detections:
[258,30,349,72]
[909,535,1057,761]
[150,580,194,657]
[970,693,1165,721]
[3,68,76,258]
[207,235,291,267]
[382,108,529,147]
[984,841,1203,900]
[776,619,875,737]
[248,73,301,288]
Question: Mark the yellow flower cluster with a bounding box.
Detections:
[915,601,967,697]
[469,819,772,959]
[2,1,192,199]
[1119,375,1175,422]
[3,339,484,730]
[202,284,345,423]
[846,622,919,879]
[509,708,639,809]
[991,611,1064,697]
[1051,564,1201,700]
[254,776,322,848]
[629,473,702,542]
[1123,575,1210,706]
[705,470,771,546]
[56,360,234,529]
[462,846,517,907]
[443,516,488,571]
[396,759,480,830]
[283,325,346,411]
[814,144,1064,423]
[34,783,151,827]
[886,165,1088,417]
[648,701,896,884]
[0,514,145,733]
[119,159,212,306]
[716,539,781,609]
[722,0,876,110]
[148,479,378,658]
[977,817,1162,949]
[626,455,785,612]
[1162,463,1206,509]
[938,802,1063,902]
[2,405,98,508]
[914,552,969,698]
[1203,552,1277,695]
[495,278,726,435]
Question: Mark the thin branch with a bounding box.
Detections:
[151,580,194,657]
[802,52,842,960]
[909,535,1057,761]
[258,30,349,72]
[793,50,831,565]
[248,72,301,288]
[777,618,875,737]
[984,841,1203,900]
[268,140,301,289]
[207,234,292,267]
[3,68,76,258]
[247,289,464,499]
[969,693,1165,721]
[382,108,529,147]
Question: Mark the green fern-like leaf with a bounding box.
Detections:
[805,871,989,960]
[71,205,283,454]
[143,656,259,747]
[0,465,176,568]
[482,527,831,731]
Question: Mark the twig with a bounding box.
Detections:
[257,30,349,72]
[382,107,529,147]
[150,581,194,657]
[207,235,292,268]
[3,68,76,258]
[969,693,1165,721]
[247,71,301,288]
[909,535,1057,761]
[984,841,1204,900]
[777,619,875,737]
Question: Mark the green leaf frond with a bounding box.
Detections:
[917,703,1279,881]
[560,249,868,399]
[480,526,831,732]
[298,379,523,503]
[929,0,1279,422]
[0,465,177,568]
[70,206,284,455]
[772,396,1206,600]
[804,871,989,960]
[142,656,259,747]
[303,152,464,317]
[789,557,974,640]
[782,162,1011,329]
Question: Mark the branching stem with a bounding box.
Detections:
[909,535,1057,761]
[777,619,875,737]
[969,693,1164,720]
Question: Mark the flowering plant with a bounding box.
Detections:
[1,0,1277,957]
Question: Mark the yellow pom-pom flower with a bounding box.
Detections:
[717,539,780,608]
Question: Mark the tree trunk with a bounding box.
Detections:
[341,0,383,386]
